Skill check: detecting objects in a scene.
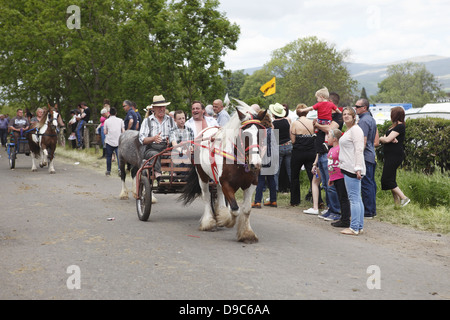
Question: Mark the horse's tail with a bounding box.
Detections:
[178,166,202,206]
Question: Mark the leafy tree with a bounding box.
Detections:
[0,0,239,120]
[371,62,444,109]
[265,36,358,107]
[239,67,278,108]
[222,70,248,100]
[360,87,368,101]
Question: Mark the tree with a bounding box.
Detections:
[371,62,444,108]
[264,36,358,107]
[360,87,368,101]
[222,70,248,99]
[0,0,239,120]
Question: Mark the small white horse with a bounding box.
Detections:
[180,101,268,243]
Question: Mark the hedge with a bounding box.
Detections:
[376,117,450,174]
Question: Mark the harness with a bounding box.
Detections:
[193,119,267,184]
[136,117,267,186]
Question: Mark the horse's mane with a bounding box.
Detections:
[214,101,255,150]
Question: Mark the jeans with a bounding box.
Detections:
[344,174,365,231]
[0,128,7,146]
[275,143,292,191]
[106,143,120,172]
[99,126,106,148]
[318,153,340,214]
[361,161,377,217]
[254,175,277,204]
[76,119,85,148]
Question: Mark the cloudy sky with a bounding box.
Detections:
[218,0,450,70]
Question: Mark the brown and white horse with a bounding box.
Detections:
[180,101,268,243]
[26,107,59,173]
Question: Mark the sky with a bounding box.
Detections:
[218,0,450,70]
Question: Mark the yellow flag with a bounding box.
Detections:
[260,77,276,97]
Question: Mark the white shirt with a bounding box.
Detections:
[104,115,124,147]
[185,116,219,138]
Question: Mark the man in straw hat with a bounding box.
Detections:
[139,95,175,179]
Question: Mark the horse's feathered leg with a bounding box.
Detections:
[198,179,217,231]
[31,151,38,172]
[215,184,235,228]
[237,185,258,244]
[48,146,55,174]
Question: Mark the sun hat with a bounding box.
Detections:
[151,95,171,107]
[269,102,286,118]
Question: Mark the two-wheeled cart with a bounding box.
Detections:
[7,131,30,169]
[135,146,217,221]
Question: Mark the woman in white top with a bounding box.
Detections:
[339,107,366,235]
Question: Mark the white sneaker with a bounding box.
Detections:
[303,208,319,215]
[400,197,410,207]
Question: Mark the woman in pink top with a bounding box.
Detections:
[327,129,350,228]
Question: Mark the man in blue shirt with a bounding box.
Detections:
[123,100,138,131]
[212,99,230,127]
[356,98,378,218]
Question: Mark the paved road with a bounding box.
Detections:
[1,149,449,301]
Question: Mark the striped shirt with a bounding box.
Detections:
[139,114,175,145]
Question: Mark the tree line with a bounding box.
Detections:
[0,1,445,122]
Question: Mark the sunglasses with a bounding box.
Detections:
[354,105,364,108]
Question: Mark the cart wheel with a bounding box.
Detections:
[136,177,152,221]
[9,146,16,169]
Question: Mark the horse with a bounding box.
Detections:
[117,130,144,200]
[26,106,59,174]
[179,101,268,243]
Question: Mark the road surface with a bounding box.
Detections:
[1,148,449,301]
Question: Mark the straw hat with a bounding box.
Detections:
[269,102,286,117]
[151,95,171,107]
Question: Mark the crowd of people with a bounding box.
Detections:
[2,89,410,237]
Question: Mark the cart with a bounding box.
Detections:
[135,146,217,221]
[7,131,30,169]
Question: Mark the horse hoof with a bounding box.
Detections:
[120,195,129,200]
[238,236,259,244]
[238,231,259,244]
[50,171,56,174]
[199,220,216,231]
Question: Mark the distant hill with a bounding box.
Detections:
[345,55,450,96]
[240,55,450,96]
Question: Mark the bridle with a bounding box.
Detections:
[233,119,267,169]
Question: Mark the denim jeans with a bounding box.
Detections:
[344,174,365,231]
[254,175,277,204]
[275,143,292,191]
[318,153,340,214]
[76,119,85,148]
[361,161,377,217]
[106,143,120,172]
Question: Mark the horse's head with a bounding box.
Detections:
[46,104,59,130]
[236,108,268,172]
